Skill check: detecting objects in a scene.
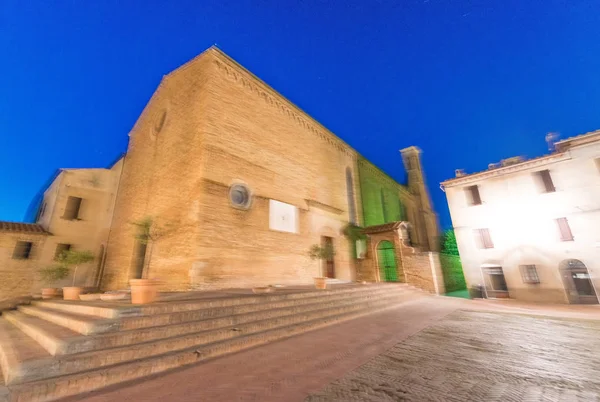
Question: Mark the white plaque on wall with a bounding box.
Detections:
[269,200,298,233]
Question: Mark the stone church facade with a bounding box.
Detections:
[0,47,441,299]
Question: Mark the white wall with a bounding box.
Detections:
[445,142,600,303]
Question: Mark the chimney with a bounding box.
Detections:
[546,132,559,152]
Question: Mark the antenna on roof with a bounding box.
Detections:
[546,132,559,152]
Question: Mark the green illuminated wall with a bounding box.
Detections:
[357,157,407,227]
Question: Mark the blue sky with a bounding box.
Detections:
[1,0,600,229]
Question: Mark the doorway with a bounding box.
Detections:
[322,236,335,278]
[132,241,147,279]
[560,259,598,304]
[482,266,509,298]
[377,241,398,282]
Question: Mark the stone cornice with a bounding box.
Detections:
[357,158,410,196]
[211,49,358,160]
[305,199,344,215]
[441,152,572,188]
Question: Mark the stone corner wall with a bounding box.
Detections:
[401,250,445,295]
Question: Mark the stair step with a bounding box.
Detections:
[17,306,118,335]
[20,285,406,336]
[0,318,52,385]
[8,293,418,402]
[7,287,403,356]
[133,284,400,315]
[4,292,419,385]
[2,311,84,355]
[118,285,405,330]
[30,299,141,319]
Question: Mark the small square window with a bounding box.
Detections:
[54,243,72,260]
[62,196,83,220]
[13,241,33,260]
[535,170,555,193]
[465,185,482,206]
[520,265,540,284]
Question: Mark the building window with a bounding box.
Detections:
[62,196,83,220]
[465,185,482,206]
[54,243,72,260]
[595,158,600,173]
[346,168,357,225]
[380,189,387,222]
[229,184,252,210]
[535,170,555,193]
[13,241,33,260]
[556,217,574,241]
[474,228,494,249]
[35,202,47,222]
[520,265,540,284]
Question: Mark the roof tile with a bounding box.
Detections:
[0,221,49,235]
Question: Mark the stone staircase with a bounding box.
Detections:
[0,283,427,402]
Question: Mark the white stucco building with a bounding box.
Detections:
[441,130,600,304]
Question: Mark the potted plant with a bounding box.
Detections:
[55,249,95,300]
[308,243,336,289]
[129,216,168,304]
[39,265,70,299]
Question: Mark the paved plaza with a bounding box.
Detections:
[306,310,600,401]
[61,297,600,402]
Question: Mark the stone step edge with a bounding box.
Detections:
[5,293,416,385]
[17,306,119,336]
[116,285,404,330]
[10,287,406,357]
[3,311,69,357]
[19,286,405,336]
[7,298,415,402]
[33,284,403,318]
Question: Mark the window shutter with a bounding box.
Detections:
[556,218,574,241]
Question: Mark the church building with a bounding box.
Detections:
[0,47,442,299]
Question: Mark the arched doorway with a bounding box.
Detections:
[560,259,598,304]
[377,241,398,282]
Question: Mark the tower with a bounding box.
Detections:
[400,146,440,251]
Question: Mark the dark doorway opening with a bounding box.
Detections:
[482,266,509,298]
[322,236,335,278]
[560,259,598,304]
[132,241,147,279]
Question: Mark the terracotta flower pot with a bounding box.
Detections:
[63,287,83,301]
[130,279,158,304]
[41,288,60,299]
[314,277,327,290]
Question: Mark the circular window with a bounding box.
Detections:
[229,184,251,209]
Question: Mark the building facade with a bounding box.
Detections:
[0,47,441,300]
[441,130,600,304]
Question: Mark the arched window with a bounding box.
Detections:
[346,168,357,224]
[380,188,387,222]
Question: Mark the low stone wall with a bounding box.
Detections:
[402,251,445,295]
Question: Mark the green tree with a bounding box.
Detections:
[440,229,459,256]
[40,249,95,286]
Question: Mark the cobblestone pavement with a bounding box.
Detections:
[306,310,600,402]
